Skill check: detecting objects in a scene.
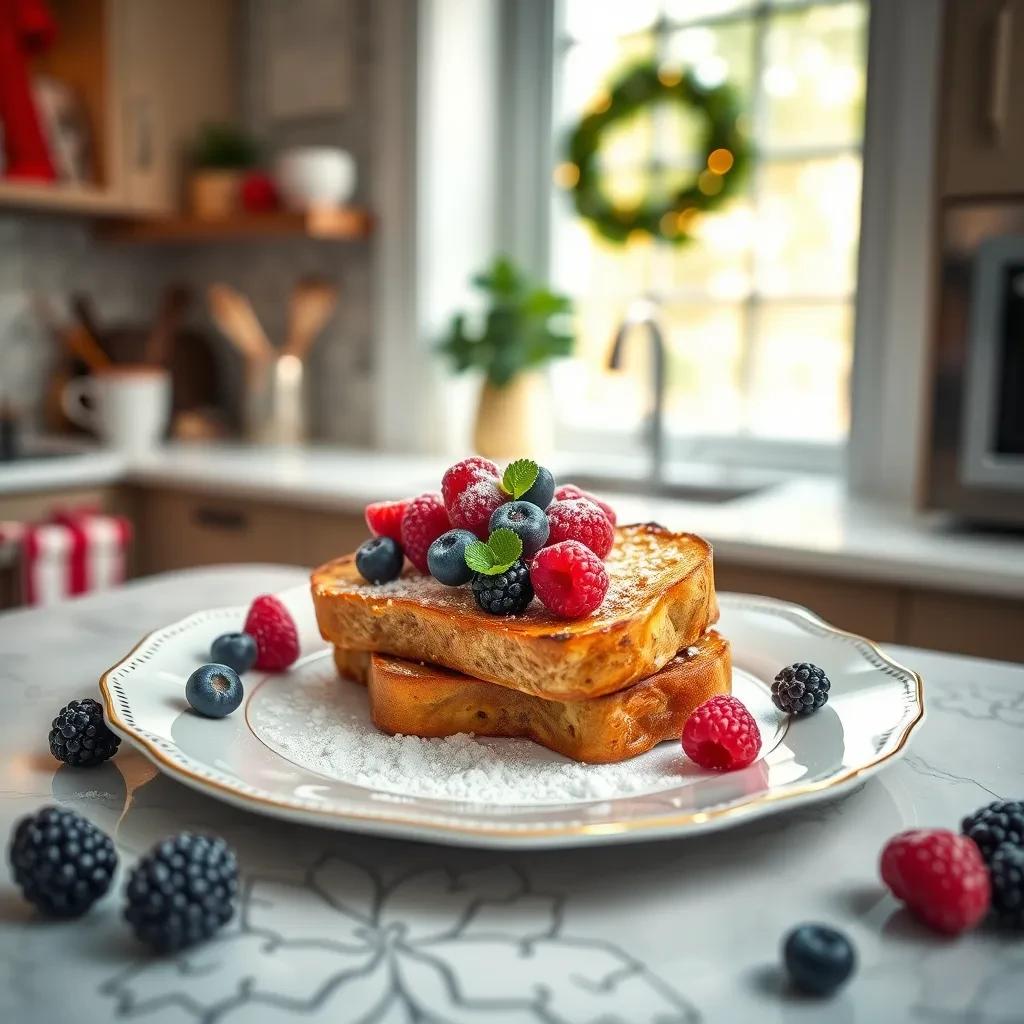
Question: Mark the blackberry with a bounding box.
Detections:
[125,833,239,952]
[8,806,117,917]
[989,843,1024,930]
[471,560,534,615]
[49,698,120,767]
[772,663,830,716]
[961,800,1024,864]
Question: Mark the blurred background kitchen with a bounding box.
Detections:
[1,0,1022,661]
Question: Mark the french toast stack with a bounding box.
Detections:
[311,520,730,764]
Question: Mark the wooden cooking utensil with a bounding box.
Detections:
[207,284,274,366]
[144,285,189,367]
[283,277,337,360]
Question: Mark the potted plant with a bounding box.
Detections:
[439,256,574,458]
[188,123,260,220]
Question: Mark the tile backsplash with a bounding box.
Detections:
[0,0,375,447]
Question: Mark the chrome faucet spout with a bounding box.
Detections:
[606,298,667,484]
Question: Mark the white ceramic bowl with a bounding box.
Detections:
[274,147,356,210]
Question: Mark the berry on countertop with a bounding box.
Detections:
[243,594,300,671]
[448,476,507,539]
[989,842,1024,930]
[545,498,615,559]
[554,484,617,526]
[880,828,990,935]
[530,540,609,618]
[520,465,555,509]
[185,664,244,719]
[49,697,120,768]
[125,833,239,952]
[682,695,762,771]
[471,560,534,615]
[427,529,477,586]
[210,632,258,675]
[400,492,452,572]
[782,923,856,997]
[356,536,404,584]
[961,800,1024,865]
[772,663,830,716]
[364,499,410,542]
[441,456,499,510]
[8,806,117,917]
[489,500,550,557]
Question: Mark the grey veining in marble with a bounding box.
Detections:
[0,567,1022,1024]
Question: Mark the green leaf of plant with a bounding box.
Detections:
[501,459,539,499]
[487,528,523,566]
[464,541,496,574]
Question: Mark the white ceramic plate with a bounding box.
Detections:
[100,587,923,849]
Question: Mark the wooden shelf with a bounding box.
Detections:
[100,207,374,243]
[0,180,137,216]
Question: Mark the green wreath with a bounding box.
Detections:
[563,62,751,245]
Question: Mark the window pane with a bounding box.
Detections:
[664,20,755,97]
[665,0,755,21]
[747,302,853,440]
[563,0,660,43]
[662,303,745,435]
[761,3,867,150]
[558,35,657,127]
[755,155,862,298]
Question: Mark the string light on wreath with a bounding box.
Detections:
[559,61,751,245]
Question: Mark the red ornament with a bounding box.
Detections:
[0,0,58,181]
[240,171,279,212]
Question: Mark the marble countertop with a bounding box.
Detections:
[1,566,1022,1024]
[3,442,1024,599]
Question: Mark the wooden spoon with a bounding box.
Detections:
[207,284,274,365]
[283,277,337,360]
[144,285,190,368]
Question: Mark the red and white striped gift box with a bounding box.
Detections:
[20,509,133,607]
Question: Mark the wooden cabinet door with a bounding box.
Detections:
[110,0,237,214]
[942,0,1024,197]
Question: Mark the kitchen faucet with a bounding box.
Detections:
[607,297,667,485]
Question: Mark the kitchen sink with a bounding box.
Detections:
[560,467,777,504]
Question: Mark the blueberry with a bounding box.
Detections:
[783,923,856,996]
[520,466,555,509]
[427,529,477,586]
[185,664,244,718]
[210,632,257,674]
[356,536,404,584]
[489,500,550,557]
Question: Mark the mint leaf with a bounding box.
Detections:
[464,541,496,574]
[488,528,523,566]
[463,529,524,576]
[501,458,539,500]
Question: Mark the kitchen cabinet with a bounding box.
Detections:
[0,0,236,217]
[940,0,1024,197]
[134,487,366,576]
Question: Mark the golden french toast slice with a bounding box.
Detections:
[312,523,717,702]
[333,632,731,764]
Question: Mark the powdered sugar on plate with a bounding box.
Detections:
[244,654,759,806]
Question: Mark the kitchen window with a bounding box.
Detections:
[547,0,868,469]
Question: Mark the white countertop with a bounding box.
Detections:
[3,442,1024,599]
[2,566,1022,1024]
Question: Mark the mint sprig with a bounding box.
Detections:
[501,458,539,500]
[464,528,523,576]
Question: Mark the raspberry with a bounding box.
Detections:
[880,829,991,935]
[244,594,300,671]
[441,457,499,510]
[546,499,614,558]
[364,499,409,542]
[682,695,762,771]
[530,540,609,618]
[448,477,507,539]
[554,484,617,526]
[400,492,451,572]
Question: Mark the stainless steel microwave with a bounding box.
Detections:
[927,201,1024,526]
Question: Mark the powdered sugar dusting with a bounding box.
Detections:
[248,660,695,805]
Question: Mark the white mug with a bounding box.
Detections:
[61,368,171,454]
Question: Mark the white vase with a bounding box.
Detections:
[472,373,553,460]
